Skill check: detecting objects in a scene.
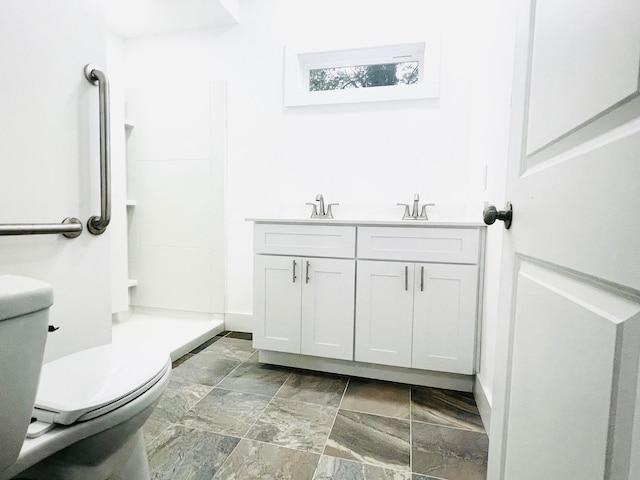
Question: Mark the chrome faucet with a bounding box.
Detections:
[306,194,338,219]
[316,194,325,217]
[411,193,420,217]
[398,194,434,220]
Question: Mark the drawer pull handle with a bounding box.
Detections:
[306,261,310,284]
[405,265,409,291]
[420,266,424,292]
[292,259,297,283]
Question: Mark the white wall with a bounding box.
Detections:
[119,0,516,406]
[0,0,111,362]
[467,0,516,420]
[124,0,486,319]
[107,32,130,315]
[125,82,227,313]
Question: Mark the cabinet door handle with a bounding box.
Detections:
[292,259,297,283]
[405,265,409,291]
[305,261,310,284]
[420,266,424,292]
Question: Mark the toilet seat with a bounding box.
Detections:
[32,344,171,426]
[3,356,172,480]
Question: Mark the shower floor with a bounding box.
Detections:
[112,307,225,361]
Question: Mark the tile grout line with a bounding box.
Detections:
[215,367,334,475]
[409,388,486,434]
[319,375,351,460]
[410,385,413,476]
[211,349,258,388]
[150,337,319,478]
[310,380,348,478]
[411,417,487,434]
[239,362,294,442]
[158,338,487,480]
[313,376,358,478]
[224,369,351,473]
[150,344,222,444]
[177,345,247,418]
[170,339,255,479]
[210,347,294,479]
[319,379,415,476]
[179,343,269,426]
[337,405,412,422]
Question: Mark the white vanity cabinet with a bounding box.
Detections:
[252,224,356,360]
[355,227,482,375]
[250,219,485,389]
[355,260,478,374]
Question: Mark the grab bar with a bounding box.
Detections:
[0,217,82,238]
[84,64,111,235]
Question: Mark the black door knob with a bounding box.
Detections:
[483,202,513,229]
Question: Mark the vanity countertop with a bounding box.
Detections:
[246,218,486,228]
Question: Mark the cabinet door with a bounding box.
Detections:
[411,263,478,374]
[301,258,355,360]
[253,255,301,353]
[355,260,414,368]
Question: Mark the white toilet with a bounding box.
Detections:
[0,275,172,480]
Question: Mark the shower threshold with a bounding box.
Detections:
[112,307,225,361]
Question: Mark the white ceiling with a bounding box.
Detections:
[106,0,239,38]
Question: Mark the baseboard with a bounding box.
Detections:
[112,309,132,323]
[259,350,474,392]
[473,375,492,435]
[224,313,253,333]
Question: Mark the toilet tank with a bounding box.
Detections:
[0,275,52,474]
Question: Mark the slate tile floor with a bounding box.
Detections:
[144,331,489,480]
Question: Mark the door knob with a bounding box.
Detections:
[483,202,513,229]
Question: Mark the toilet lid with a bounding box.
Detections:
[33,343,171,425]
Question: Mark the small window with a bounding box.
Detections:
[309,61,419,91]
[284,40,440,107]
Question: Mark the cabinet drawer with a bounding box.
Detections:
[254,224,356,258]
[357,227,480,264]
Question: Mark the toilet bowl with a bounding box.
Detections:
[0,275,171,480]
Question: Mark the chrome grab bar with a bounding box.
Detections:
[0,217,82,238]
[0,64,111,239]
[84,64,111,235]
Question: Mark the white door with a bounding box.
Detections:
[488,0,640,479]
[301,258,355,360]
[411,263,477,375]
[355,260,414,367]
[253,255,301,354]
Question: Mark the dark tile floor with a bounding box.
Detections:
[144,331,489,480]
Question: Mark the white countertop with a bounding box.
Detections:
[246,218,486,228]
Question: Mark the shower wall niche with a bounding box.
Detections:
[124,82,226,315]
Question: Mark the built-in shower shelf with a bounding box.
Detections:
[126,199,137,207]
[128,279,138,288]
[124,119,136,128]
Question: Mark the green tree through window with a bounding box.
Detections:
[309,61,418,91]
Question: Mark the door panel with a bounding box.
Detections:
[253,255,301,353]
[526,0,640,155]
[301,258,355,360]
[504,261,640,479]
[412,263,478,374]
[519,125,640,290]
[355,260,414,368]
[489,0,640,478]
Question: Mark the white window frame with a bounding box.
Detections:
[284,39,441,107]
